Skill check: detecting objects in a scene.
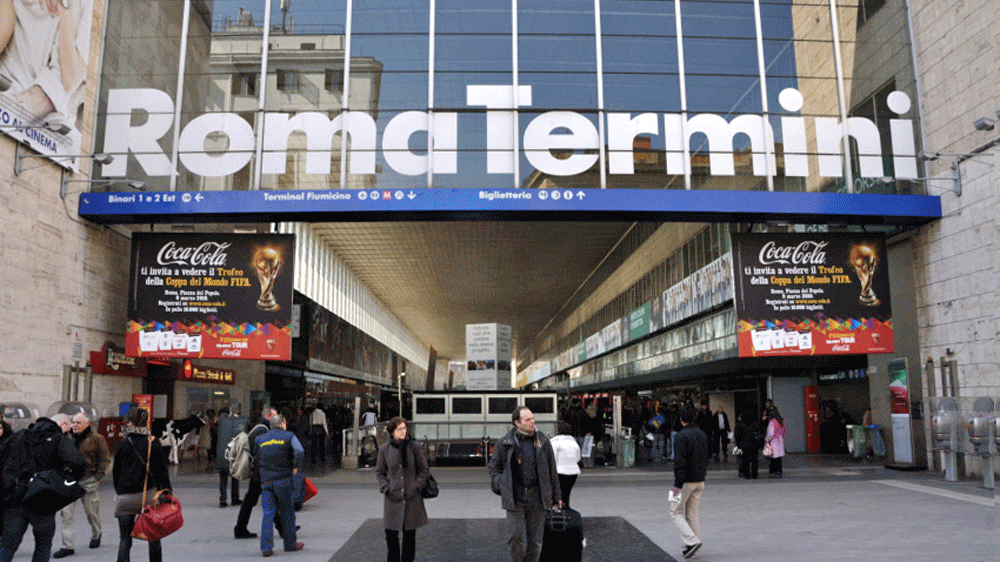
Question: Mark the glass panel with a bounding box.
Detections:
[518,111,600,189]
[524,396,554,414]
[601,1,679,113]
[489,397,518,414]
[416,397,446,415]
[452,397,483,414]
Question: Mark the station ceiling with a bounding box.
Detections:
[309,221,639,361]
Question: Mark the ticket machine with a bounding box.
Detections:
[966,397,996,488]
[930,397,961,481]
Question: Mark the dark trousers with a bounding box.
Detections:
[714,433,729,461]
[740,447,759,478]
[769,455,783,475]
[115,515,161,562]
[260,477,297,553]
[309,428,326,464]
[235,479,261,533]
[385,529,416,562]
[220,467,240,503]
[558,474,577,508]
[0,507,56,562]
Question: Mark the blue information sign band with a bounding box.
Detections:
[78,188,942,226]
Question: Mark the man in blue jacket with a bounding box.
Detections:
[255,414,304,557]
[671,406,709,559]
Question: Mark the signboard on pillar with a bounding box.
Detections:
[888,358,914,464]
[125,233,295,361]
[731,232,894,357]
[465,323,512,390]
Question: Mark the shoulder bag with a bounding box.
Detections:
[132,436,184,542]
[413,442,438,499]
[21,469,86,515]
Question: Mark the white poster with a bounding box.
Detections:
[465,323,511,390]
[1,0,95,168]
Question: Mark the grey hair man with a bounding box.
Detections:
[50,413,72,434]
[53,414,111,558]
[488,406,561,562]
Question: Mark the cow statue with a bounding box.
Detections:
[155,414,206,465]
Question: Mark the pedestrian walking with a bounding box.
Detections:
[733,412,761,479]
[53,413,111,558]
[234,407,277,539]
[112,407,172,562]
[488,406,562,562]
[549,421,581,508]
[671,407,709,559]
[0,414,86,562]
[375,417,429,562]
[255,414,305,556]
[764,407,786,478]
[308,407,328,467]
[713,405,730,463]
[216,408,245,508]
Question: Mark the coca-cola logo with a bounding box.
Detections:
[156,241,231,266]
[758,240,828,265]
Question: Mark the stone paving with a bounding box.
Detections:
[3,454,991,562]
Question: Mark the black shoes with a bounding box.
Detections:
[220,501,228,508]
[682,542,702,559]
[232,499,244,506]
[261,550,273,557]
[89,535,101,549]
[235,529,259,539]
[52,549,74,559]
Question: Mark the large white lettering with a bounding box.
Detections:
[101,87,916,182]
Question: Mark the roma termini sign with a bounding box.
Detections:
[102,86,918,181]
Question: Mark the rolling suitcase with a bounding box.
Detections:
[539,507,583,562]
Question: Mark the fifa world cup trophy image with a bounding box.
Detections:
[849,243,880,306]
[252,246,282,311]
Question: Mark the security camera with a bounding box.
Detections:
[973,117,995,131]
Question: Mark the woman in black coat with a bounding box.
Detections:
[375,417,429,562]
[733,412,761,479]
[113,407,172,562]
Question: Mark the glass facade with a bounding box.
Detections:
[95,0,922,196]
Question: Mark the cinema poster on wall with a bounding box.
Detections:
[126,233,295,360]
[731,232,893,358]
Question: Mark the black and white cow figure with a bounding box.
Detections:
[154,414,206,465]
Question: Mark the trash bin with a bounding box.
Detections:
[846,425,866,458]
[866,424,887,458]
[620,437,636,468]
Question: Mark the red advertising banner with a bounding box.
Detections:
[125,233,295,361]
[90,341,147,378]
[732,232,894,358]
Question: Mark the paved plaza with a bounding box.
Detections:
[5,455,991,562]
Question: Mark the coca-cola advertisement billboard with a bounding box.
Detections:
[126,233,295,360]
[731,232,893,358]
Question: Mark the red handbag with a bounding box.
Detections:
[131,490,183,542]
[303,477,318,503]
[131,437,184,542]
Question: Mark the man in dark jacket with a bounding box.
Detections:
[565,399,590,449]
[234,407,277,539]
[488,406,561,562]
[255,414,304,556]
[671,407,709,560]
[0,416,87,562]
[216,408,246,508]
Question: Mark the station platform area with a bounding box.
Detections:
[3,454,990,562]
